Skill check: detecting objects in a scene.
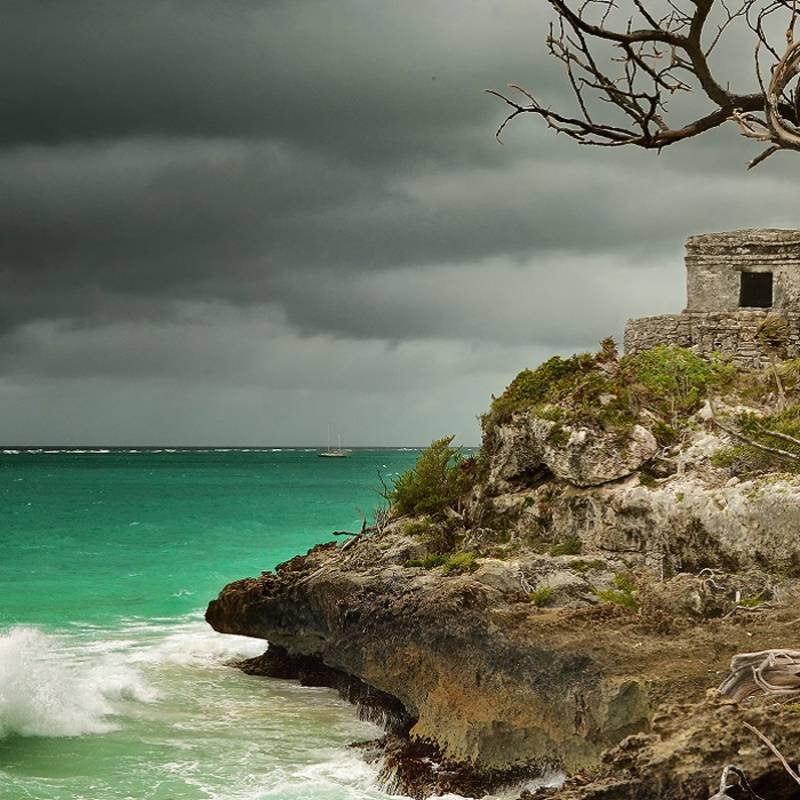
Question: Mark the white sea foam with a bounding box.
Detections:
[261,749,403,800]
[0,616,553,800]
[0,627,155,738]
[0,616,268,742]
[125,618,265,667]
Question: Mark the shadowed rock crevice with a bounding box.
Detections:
[236,645,413,736]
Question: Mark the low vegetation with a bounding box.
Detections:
[596,573,640,612]
[549,536,582,557]
[388,436,475,518]
[739,591,766,609]
[483,340,734,444]
[406,551,479,575]
[712,403,800,475]
[441,551,479,575]
[529,586,554,607]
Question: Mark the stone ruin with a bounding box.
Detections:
[624,229,800,367]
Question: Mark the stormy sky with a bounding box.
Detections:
[2,1,799,446]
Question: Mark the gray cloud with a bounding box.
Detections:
[1,0,799,444]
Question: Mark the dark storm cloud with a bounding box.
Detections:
[2,0,800,444]
[0,1,550,160]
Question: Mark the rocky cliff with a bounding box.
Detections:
[206,344,800,798]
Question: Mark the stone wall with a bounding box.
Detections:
[624,311,800,368]
[686,229,800,312]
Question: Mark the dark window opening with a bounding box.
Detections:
[739,271,773,308]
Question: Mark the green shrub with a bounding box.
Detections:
[596,573,639,612]
[389,436,474,517]
[530,586,554,607]
[502,355,596,406]
[738,591,765,608]
[596,588,639,612]
[441,551,479,576]
[405,519,434,537]
[620,345,734,425]
[549,537,582,557]
[484,342,735,442]
[612,573,636,594]
[485,353,598,427]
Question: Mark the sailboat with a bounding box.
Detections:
[319,431,352,458]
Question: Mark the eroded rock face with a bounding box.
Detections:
[542,423,657,489]
[206,526,800,798]
[544,696,800,800]
[205,538,651,780]
[475,407,800,577]
[483,411,658,492]
[473,473,800,577]
[206,371,800,798]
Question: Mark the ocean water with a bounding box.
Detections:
[0,448,561,800]
[0,448,420,800]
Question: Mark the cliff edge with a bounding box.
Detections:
[207,342,800,798]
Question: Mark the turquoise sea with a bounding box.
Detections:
[0,447,560,800]
[0,447,424,800]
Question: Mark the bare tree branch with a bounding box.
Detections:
[709,406,800,462]
[491,0,800,166]
[743,722,800,786]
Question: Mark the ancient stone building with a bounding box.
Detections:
[624,229,800,367]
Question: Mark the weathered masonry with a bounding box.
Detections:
[624,229,800,367]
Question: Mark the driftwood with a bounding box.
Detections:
[719,649,800,701]
[709,723,800,799]
[709,764,765,800]
[713,649,800,796]
[743,721,800,787]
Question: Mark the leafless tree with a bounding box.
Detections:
[489,0,800,168]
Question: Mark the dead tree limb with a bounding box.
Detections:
[753,422,800,449]
[719,649,800,700]
[709,764,766,800]
[491,0,800,166]
[708,401,800,462]
[710,724,800,799]
[743,722,800,786]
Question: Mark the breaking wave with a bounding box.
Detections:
[0,617,263,740]
[0,626,155,738]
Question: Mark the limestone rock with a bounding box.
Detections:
[205,539,652,780]
[539,421,658,488]
[485,412,658,491]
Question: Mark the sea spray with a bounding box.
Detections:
[0,626,154,738]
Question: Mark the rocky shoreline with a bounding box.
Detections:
[206,345,800,798]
